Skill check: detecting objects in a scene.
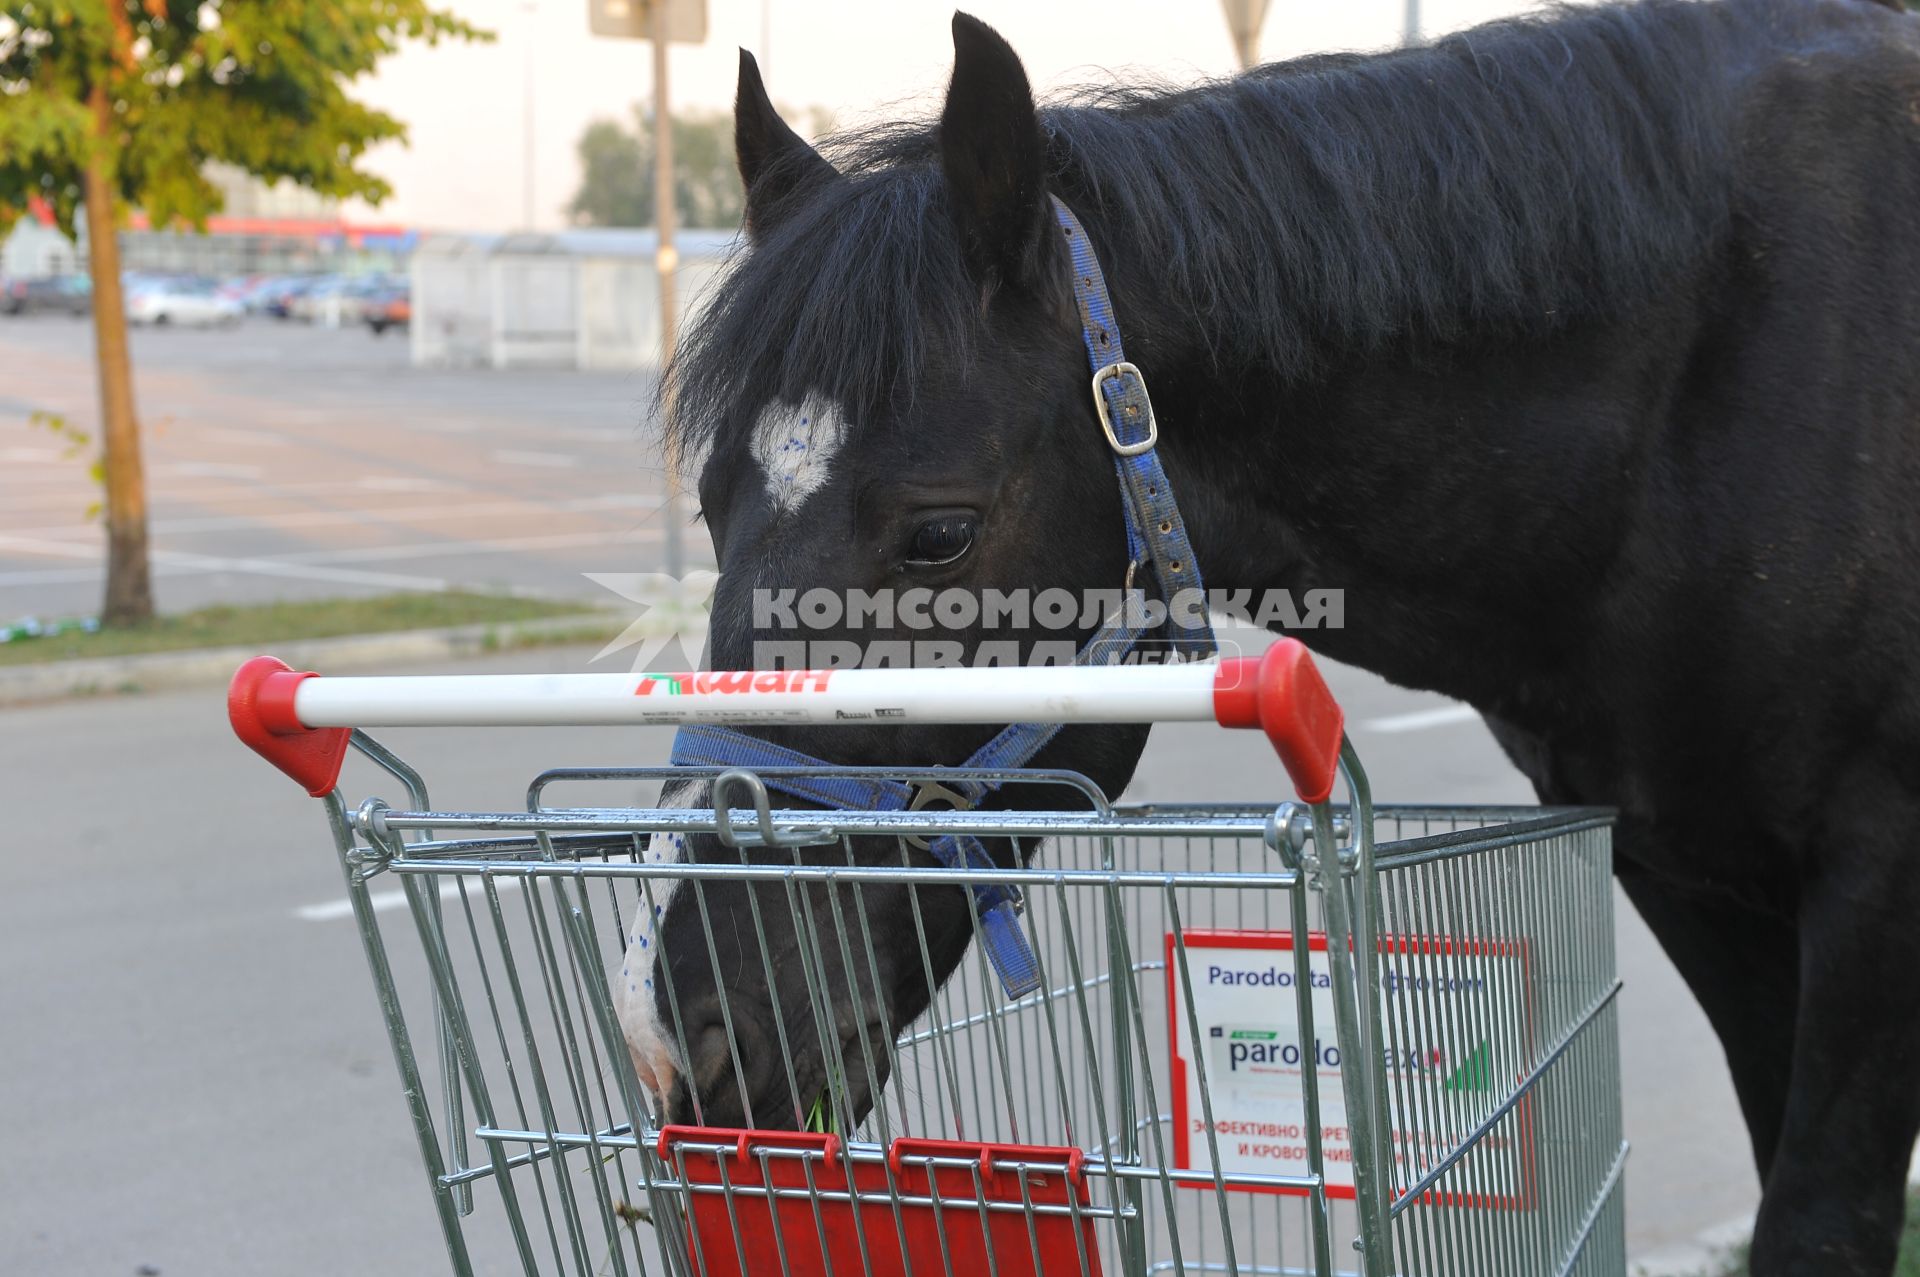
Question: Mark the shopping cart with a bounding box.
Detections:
[229,641,1626,1277]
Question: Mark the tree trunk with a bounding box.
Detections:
[83,83,153,627]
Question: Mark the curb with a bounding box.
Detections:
[0,613,623,708]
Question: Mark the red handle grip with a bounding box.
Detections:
[229,656,350,797]
[1211,639,1345,804]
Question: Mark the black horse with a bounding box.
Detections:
[616,1,1920,1270]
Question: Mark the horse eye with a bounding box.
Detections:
[907,515,976,566]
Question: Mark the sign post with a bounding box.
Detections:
[650,2,682,577]
[587,0,708,578]
[1218,0,1271,70]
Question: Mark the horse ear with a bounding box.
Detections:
[735,48,837,237]
[940,13,1051,291]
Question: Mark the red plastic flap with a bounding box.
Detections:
[1211,640,1345,804]
[228,655,351,798]
[657,1125,841,1164]
[886,1135,1087,1186]
[657,1126,1102,1277]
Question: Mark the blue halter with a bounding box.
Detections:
[670,198,1216,999]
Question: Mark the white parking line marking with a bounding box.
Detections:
[271,529,659,564]
[296,875,522,922]
[148,547,449,589]
[159,461,265,480]
[554,426,637,443]
[0,535,450,589]
[0,535,99,561]
[0,528,663,587]
[0,567,123,586]
[203,428,290,448]
[2,476,439,512]
[1360,704,1481,734]
[492,449,581,469]
[356,476,452,492]
[5,493,659,539]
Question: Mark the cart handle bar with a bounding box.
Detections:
[228,639,1344,803]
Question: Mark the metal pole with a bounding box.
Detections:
[1402,0,1421,46]
[1220,0,1268,71]
[652,2,685,577]
[522,1,537,228]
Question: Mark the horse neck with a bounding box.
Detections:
[1139,292,1709,716]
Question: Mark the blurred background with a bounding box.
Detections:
[1,3,1783,1274]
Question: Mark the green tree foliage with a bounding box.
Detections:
[571,118,651,229]
[0,2,485,624]
[0,2,485,234]
[569,106,747,230]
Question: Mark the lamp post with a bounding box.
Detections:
[650,1,683,576]
[522,1,537,229]
[587,0,708,577]
[1219,0,1271,71]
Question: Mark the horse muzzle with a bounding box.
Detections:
[665,1004,894,1132]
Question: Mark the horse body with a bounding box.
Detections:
[1127,15,1920,1265]
[625,1,1920,1269]
[1218,69,1920,1269]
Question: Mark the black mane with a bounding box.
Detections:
[671,0,1793,461]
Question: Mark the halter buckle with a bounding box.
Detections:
[903,779,972,850]
[1092,361,1159,456]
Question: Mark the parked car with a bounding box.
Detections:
[240,275,301,314]
[1,273,91,316]
[294,274,403,327]
[261,276,320,319]
[125,277,243,327]
[217,275,267,307]
[363,285,411,335]
[288,275,340,324]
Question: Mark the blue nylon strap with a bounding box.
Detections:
[1051,197,1215,656]
[664,198,1214,1002]
[670,725,915,810]
[670,728,1033,994]
[973,898,1042,1002]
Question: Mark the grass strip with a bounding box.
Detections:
[0,590,609,667]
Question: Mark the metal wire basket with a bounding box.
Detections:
[231,649,1625,1276]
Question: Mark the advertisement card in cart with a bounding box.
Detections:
[1168,929,1534,1206]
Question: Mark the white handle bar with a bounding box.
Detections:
[228,643,1346,803]
[294,664,1219,728]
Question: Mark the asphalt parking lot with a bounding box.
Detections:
[0,314,702,622]
[1,316,1766,1271]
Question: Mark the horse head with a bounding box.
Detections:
[616,15,1190,1131]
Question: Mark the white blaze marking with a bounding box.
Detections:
[614,781,708,1102]
[750,395,846,511]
